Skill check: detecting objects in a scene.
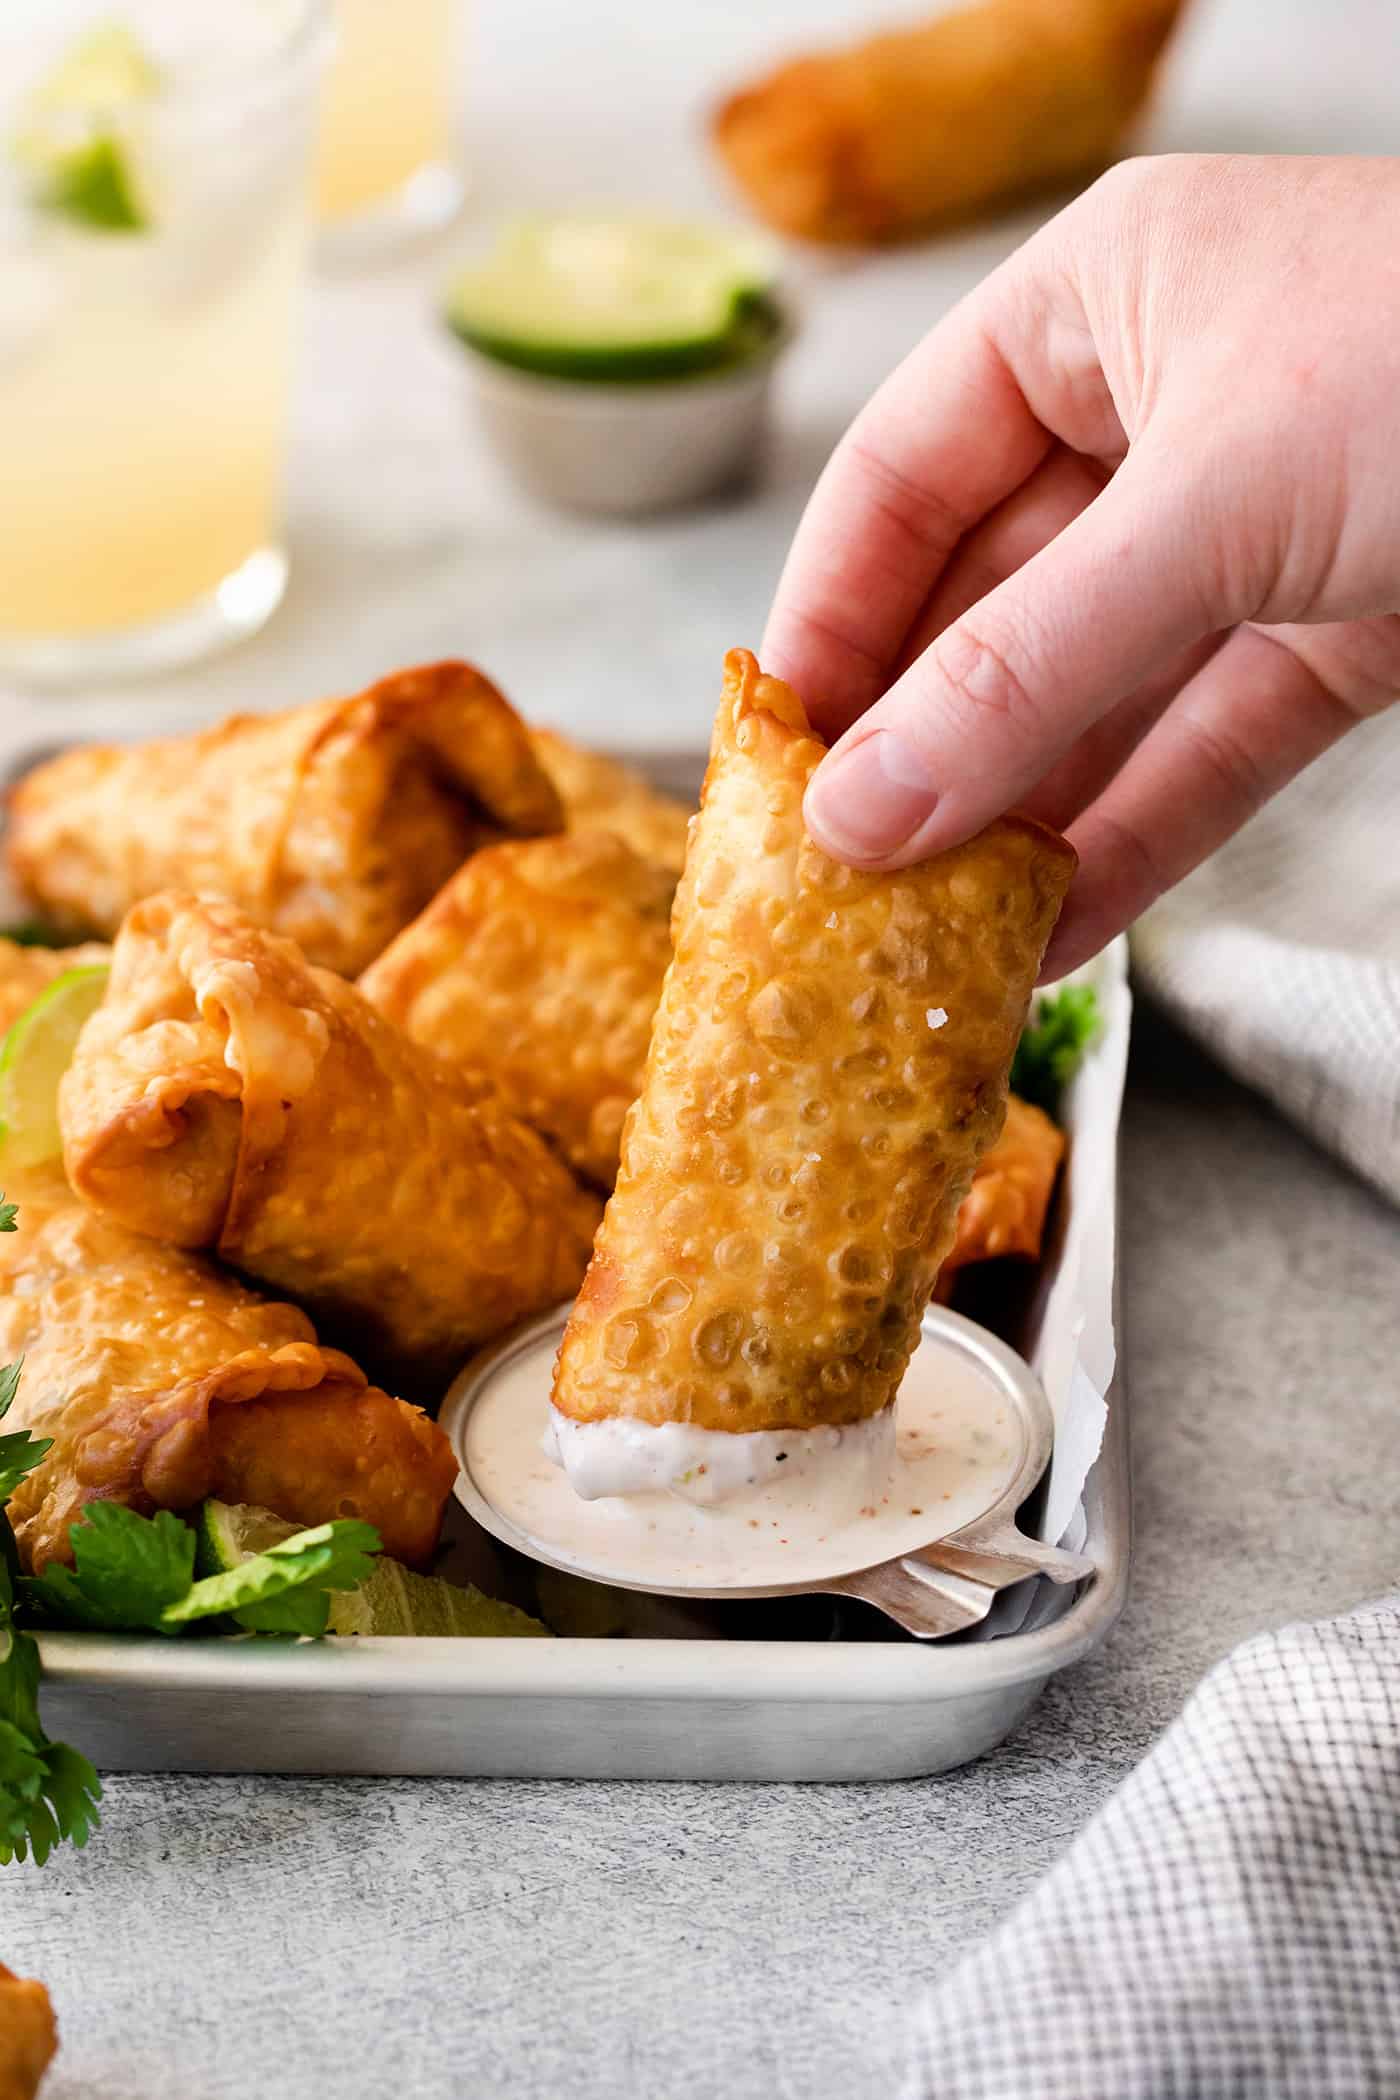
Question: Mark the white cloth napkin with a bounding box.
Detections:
[1131,707,1400,1205]
[902,1594,1400,2099]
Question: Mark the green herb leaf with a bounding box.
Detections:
[0,1357,21,1414]
[0,1543,101,1866]
[40,135,147,234]
[25,1504,194,1633]
[0,1431,51,1510]
[0,1198,16,1236]
[1010,985,1101,1120]
[0,923,66,951]
[162,1519,382,1633]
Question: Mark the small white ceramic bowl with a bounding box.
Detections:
[456,311,793,516]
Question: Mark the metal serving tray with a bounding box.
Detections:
[7,740,1130,1781]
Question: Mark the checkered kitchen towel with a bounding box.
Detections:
[1132,706,1400,1206]
[903,1594,1400,2099]
[904,714,1400,2097]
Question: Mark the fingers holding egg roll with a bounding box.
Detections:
[551,650,1074,1481]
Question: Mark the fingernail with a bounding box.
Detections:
[805,729,939,860]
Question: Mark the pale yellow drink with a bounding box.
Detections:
[0,4,326,677]
[0,212,305,635]
[314,0,456,221]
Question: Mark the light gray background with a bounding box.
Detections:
[5,4,1397,2096]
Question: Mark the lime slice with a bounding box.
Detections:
[195,1501,549,1638]
[0,965,110,1171]
[12,22,159,232]
[446,216,781,381]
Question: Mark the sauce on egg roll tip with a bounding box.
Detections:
[549,648,1074,1498]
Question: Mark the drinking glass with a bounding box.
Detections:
[313,0,463,256]
[0,1,329,685]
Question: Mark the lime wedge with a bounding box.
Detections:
[195,1501,549,1638]
[25,22,162,121]
[446,216,781,381]
[0,965,110,1171]
[12,21,159,233]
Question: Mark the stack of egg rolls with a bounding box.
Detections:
[6,661,564,976]
[57,892,602,1393]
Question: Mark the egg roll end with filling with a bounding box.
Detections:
[550,648,1075,1496]
[0,1193,457,1574]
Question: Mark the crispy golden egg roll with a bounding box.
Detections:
[360,830,675,1190]
[58,894,602,1391]
[0,938,111,1037]
[712,0,1184,246]
[6,662,564,977]
[0,1188,457,1575]
[940,1092,1066,1277]
[0,1964,57,2100]
[552,650,1075,1452]
[528,726,692,874]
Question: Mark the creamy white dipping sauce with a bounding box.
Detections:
[463,1332,1022,1592]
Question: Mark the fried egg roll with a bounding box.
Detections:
[0,1964,57,2100]
[0,938,111,1037]
[360,830,674,1190]
[550,650,1074,1492]
[529,727,692,875]
[58,894,602,1392]
[939,1091,1066,1278]
[0,1187,457,1575]
[712,0,1184,245]
[6,661,564,977]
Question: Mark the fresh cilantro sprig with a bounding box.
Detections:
[0,1226,103,1866]
[1011,985,1101,1120]
[25,1505,383,1640]
[40,136,147,234]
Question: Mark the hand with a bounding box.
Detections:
[763,155,1400,976]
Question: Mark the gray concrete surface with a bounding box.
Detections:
[11,1005,1399,2100]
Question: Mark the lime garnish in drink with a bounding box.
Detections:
[0,965,110,1171]
[446,216,781,381]
[195,1501,550,1637]
[12,22,160,234]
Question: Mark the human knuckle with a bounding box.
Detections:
[1182,713,1271,814]
[845,437,969,560]
[931,618,1042,741]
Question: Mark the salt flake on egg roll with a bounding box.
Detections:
[360,829,675,1190]
[58,894,602,1393]
[0,1185,457,1575]
[6,661,563,976]
[549,649,1075,1502]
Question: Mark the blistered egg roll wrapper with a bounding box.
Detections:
[0,1182,457,1574]
[58,894,602,1393]
[939,1092,1067,1276]
[360,830,674,1190]
[528,726,693,875]
[0,1963,57,2100]
[0,937,111,1037]
[553,649,1075,1437]
[712,0,1184,246]
[6,661,563,977]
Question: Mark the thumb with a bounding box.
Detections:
[802,458,1217,867]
